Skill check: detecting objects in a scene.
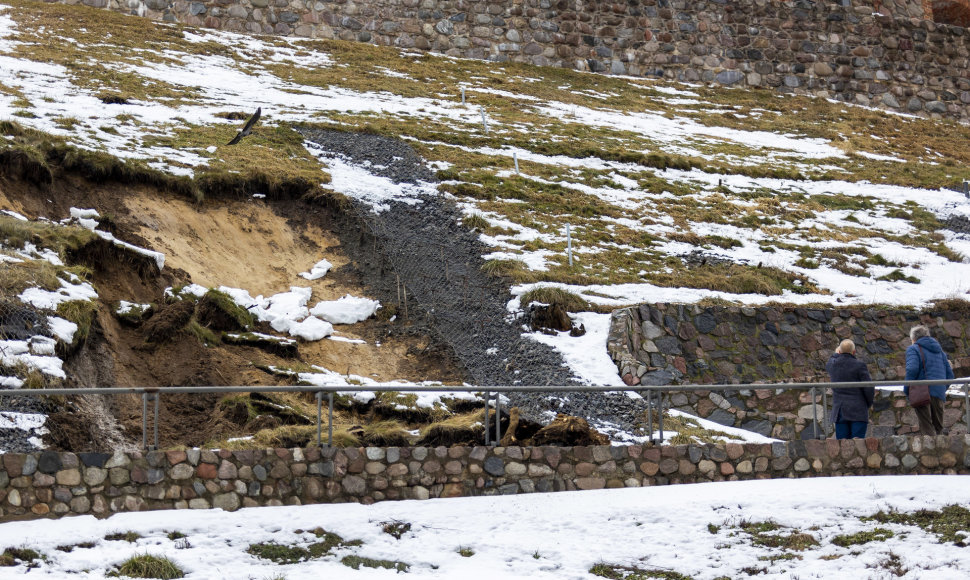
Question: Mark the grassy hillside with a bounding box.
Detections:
[4,1,969,310]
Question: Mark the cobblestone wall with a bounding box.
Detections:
[608,303,970,438]
[47,0,970,120]
[2,435,968,520]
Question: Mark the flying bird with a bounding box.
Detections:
[226,107,261,145]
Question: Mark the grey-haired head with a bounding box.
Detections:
[910,325,930,343]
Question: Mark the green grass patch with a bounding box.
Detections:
[0,547,42,567]
[737,520,819,551]
[381,520,412,540]
[247,542,310,564]
[461,214,490,230]
[589,563,693,579]
[864,504,970,546]
[109,554,184,579]
[758,553,801,562]
[0,215,97,258]
[831,528,894,547]
[305,528,363,557]
[55,541,96,552]
[876,269,920,284]
[480,258,539,282]
[340,555,410,573]
[519,286,590,311]
[105,531,142,543]
[56,299,97,345]
[186,320,220,347]
[200,288,255,329]
[651,263,820,296]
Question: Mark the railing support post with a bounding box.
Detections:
[494,392,502,445]
[141,392,148,451]
[812,386,819,440]
[152,392,160,450]
[484,391,491,446]
[822,387,829,438]
[328,392,334,447]
[965,384,969,434]
[646,389,654,442]
[316,391,322,447]
[657,390,664,444]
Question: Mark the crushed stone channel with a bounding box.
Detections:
[300,128,650,437]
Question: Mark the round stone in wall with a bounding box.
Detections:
[483,456,505,477]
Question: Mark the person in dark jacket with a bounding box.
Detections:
[826,339,874,439]
[904,325,954,436]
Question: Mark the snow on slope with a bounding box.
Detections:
[3,2,970,437]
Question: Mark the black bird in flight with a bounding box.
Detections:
[226,107,261,145]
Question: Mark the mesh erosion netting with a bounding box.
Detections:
[0,298,50,342]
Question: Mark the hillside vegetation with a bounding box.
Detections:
[3,1,969,308]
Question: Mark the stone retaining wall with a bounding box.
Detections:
[44,0,970,120]
[608,303,970,438]
[3,435,969,520]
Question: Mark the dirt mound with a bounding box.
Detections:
[531,413,610,446]
[196,293,249,331]
[0,147,52,186]
[525,303,585,336]
[142,300,194,343]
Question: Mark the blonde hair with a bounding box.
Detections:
[838,339,855,354]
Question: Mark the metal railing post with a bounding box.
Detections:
[657,389,664,443]
[965,384,969,434]
[328,392,334,447]
[484,391,491,446]
[822,387,829,437]
[811,386,819,439]
[316,391,322,446]
[646,388,654,442]
[494,392,502,444]
[141,392,148,450]
[152,392,160,450]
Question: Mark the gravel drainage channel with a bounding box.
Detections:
[300,128,650,436]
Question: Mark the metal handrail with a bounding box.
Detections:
[1,377,967,449]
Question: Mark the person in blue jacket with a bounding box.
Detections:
[825,339,874,439]
[904,325,954,435]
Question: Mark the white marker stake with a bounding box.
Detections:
[480,106,488,134]
[513,151,519,174]
[567,223,573,266]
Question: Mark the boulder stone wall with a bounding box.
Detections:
[44,0,970,120]
[2,435,969,520]
[608,303,970,438]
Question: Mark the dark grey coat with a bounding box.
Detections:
[826,352,875,423]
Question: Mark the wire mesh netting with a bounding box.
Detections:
[346,197,661,433]
[0,297,50,342]
[349,196,581,388]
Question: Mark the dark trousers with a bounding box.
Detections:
[914,397,945,435]
[835,421,868,439]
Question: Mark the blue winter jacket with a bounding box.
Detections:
[826,352,874,423]
[904,336,954,401]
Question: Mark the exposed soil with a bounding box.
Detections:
[1,128,646,451]
[0,166,467,451]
